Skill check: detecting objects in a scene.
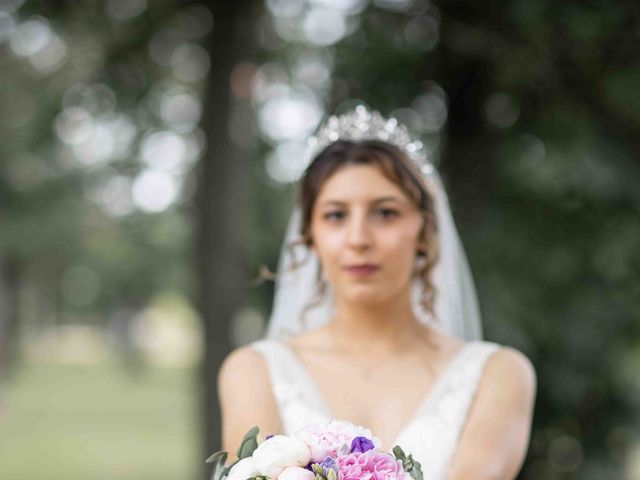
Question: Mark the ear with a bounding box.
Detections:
[415,221,428,255]
[305,230,315,253]
[416,237,429,256]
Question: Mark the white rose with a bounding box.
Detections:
[252,435,311,479]
[278,466,316,480]
[227,457,260,480]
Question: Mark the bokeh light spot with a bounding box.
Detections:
[170,43,210,82]
[132,169,180,213]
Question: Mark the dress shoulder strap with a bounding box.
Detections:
[250,338,298,386]
[249,338,329,435]
[434,341,501,476]
[399,340,501,480]
[435,340,500,418]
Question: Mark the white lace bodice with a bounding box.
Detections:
[250,338,500,480]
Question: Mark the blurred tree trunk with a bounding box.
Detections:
[0,254,21,379]
[195,2,258,478]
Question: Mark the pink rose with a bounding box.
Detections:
[337,450,408,480]
[295,420,381,463]
[278,466,316,480]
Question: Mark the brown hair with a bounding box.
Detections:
[279,139,440,323]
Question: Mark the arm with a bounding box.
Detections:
[448,347,537,480]
[217,346,283,456]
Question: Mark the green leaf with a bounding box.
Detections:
[392,446,423,480]
[392,445,407,461]
[205,450,227,465]
[407,455,423,480]
[236,426,261,459]
[205,451,230,480]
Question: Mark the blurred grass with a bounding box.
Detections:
[0,360,199,480]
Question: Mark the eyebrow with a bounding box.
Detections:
[318,196,404,207]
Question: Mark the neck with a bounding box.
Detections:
[330,291,422,352]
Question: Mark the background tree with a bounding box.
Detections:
[194,2,262,475]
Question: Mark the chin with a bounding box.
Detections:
[342,285,392,305]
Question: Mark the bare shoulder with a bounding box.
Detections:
[482,345,537,399]
[218,343,281,452]
[219,344,266,375]
[218,344,271,394]
[448,344,536,478]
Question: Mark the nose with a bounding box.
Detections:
[346,212,372,250]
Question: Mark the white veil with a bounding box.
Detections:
[263,106,483,341]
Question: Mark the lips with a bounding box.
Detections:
[344,264,380,277]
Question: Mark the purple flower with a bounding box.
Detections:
[309,456,339,477]
[321,456,338,472]
[350,436,375,453]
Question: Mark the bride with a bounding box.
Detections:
[217,106,536,480]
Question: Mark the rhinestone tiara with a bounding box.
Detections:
[306,104,434,175]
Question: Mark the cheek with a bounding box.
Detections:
[379,224,422,273]
[383,221,421,253]
[310,225,343,268]
[388,239,417,269]
[317,230,344,252]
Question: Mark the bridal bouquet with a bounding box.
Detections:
[206,420,423,480]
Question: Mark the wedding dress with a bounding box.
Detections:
[250,337,500,480]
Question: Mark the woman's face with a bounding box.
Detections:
[309,163,424,306]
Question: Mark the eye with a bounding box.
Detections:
[323,211,345,221]
[375,208,399,219]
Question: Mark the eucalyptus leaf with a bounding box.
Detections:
[206,451,230,480]
[237,426,260,459]
[205,450,228,465]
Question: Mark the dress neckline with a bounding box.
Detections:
[273,338,475,451]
